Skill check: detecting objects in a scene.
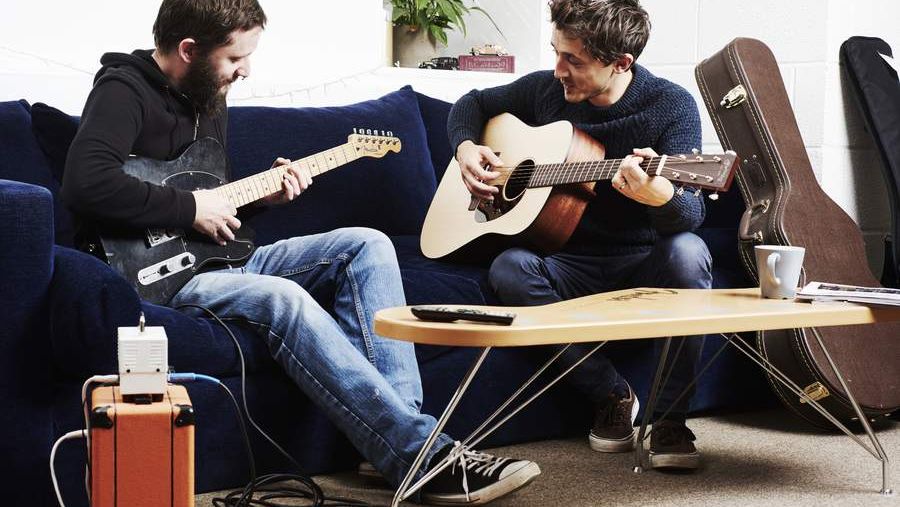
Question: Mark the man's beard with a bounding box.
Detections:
[180,56,229,116]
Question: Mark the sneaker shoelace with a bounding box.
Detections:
[598,394,631,427]
[445,442,511,501]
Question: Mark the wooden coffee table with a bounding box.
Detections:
[375,287,899,505]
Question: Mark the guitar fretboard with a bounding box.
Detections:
[214,143,360,208]
[525,157,664,188]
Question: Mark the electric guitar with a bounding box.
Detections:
[420,113,737,259]
[97,132,401,304]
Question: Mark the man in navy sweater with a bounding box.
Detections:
[448,0,710,470]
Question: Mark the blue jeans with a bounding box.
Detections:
[488,232,712,420]
[171,227,454,487]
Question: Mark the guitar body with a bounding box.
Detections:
[98,138,255,305]
[421,113,601,259]
[696,38,900,428]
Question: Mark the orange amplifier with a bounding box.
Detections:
[90,385,194,507]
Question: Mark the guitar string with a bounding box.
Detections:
[219,143,361,206]
[498,157,725,187]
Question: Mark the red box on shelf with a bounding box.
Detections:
[458,55,515,73]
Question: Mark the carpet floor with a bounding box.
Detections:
[196,408,898,506]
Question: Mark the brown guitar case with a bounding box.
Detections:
[695,37,900,429]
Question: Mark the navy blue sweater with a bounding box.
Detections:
[447,65,704,255]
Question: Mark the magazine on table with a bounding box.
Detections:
[795,281,900,306]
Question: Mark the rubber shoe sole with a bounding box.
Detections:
[649,449,701,470]
[422,461,541,506]
[588,397,640,453]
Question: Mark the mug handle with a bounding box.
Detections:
[766,252,782,287]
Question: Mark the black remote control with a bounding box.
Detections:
[410,306,516,325]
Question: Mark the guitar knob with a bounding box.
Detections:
[158,265,170,275]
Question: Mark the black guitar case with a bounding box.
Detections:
[840,36,900,288]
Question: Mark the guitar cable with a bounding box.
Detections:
[175,303,369,507]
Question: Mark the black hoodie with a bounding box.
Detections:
[62,49,228,231]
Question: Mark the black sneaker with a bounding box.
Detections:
[589,383,639,452]
[649,419,700,470]
[421,443,540,505]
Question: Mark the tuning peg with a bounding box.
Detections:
[694,188,702,197]
[691,148,700,155]
[709,191,719,201]
[676,186,685,196]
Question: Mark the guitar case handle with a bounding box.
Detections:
[738,199,770,242]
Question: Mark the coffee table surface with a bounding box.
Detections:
[374,287,900,347]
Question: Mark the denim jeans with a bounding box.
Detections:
[171,227,454,487]
[488,232,713,420]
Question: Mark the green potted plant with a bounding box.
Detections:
[389,0,503,67]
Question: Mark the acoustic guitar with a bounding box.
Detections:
[97,132,401,304]
[420,113,737,259]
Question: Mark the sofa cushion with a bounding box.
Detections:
[0,100,75,246]
[227,86,438,244]
[30,102,79,185]
[414,91,454,182]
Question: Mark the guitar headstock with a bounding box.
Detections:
[652,150,737,193]
[348,129,402,159]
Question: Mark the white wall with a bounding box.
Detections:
[0,1,388,114]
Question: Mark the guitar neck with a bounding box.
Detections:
[526,157,666,188]
[215,142,360,208]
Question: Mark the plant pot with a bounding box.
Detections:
[392,24,438,68]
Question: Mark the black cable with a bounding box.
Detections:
[175,303,370,507]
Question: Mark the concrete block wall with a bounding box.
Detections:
[629,0,898,276]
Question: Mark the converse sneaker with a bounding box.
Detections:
[589,383,639,452]
[648,419,700,470]
[421,443,540,505]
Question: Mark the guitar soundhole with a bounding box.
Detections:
[475,160,532,222]
[501,161,530,202]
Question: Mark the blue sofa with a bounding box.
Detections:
[0,86,771,507]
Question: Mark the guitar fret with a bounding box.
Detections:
[244,179,255,203]
[336,145,350,165]
[265,168,280,195]
[316,153,330,173]
[324,149,338,171]
[254,172,269,198]
[230,183,243,207]
[242,179,256,204]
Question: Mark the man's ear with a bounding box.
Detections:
[612,53,635,74]
[176,38,198,64]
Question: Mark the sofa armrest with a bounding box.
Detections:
[0,179,55,504]
[0,179,55,307]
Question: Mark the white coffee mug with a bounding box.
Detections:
[754,245,805,299]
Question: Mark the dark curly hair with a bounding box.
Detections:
[153,0,267,54]
[549,0,650,64]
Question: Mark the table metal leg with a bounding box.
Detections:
[633,337,672,473]
[723,332,893,496]
[810,332,893,496]
[391,347,492,507]
[392,341,608,505]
